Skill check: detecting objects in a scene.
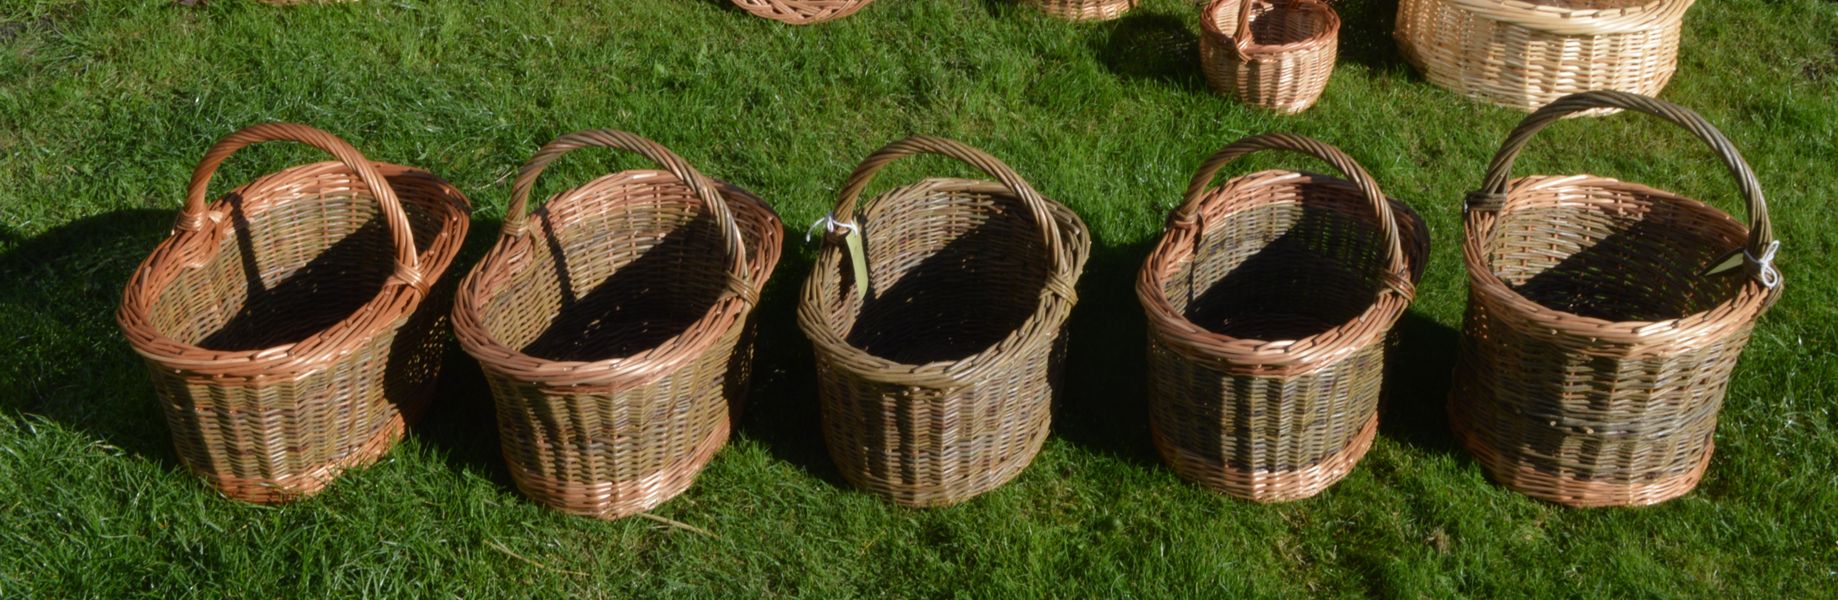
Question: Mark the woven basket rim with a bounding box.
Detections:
[453,170,783,391]
[1202,0,1339,56]
[1437,0,1693,34]
[1464,174,1777,344]
[1140,170,1427,370]
[117,160,470,376]
[798,177,1090,386]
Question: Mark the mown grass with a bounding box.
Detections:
[1,0,1834,596]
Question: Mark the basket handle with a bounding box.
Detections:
[1177,132,1414,298]
[1469,90,1778,287]
[831,136,1072,286]
[504,130,755,303]
[182,123,424,291]
[1232,0,1256,59]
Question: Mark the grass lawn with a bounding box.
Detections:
[2,0,1835,596]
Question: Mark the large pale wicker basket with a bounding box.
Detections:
[1201,0,1341,114]
[1395,0,1695,114]
[1452,91,1781,507]
[117,124,471,503]
[1140,134,1427,502]
[1025,0,1137,21]
[731,0,876,24]
[452,131,782,519]
[799,137,1090,507]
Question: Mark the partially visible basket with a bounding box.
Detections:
[1202,0,1341,114]
[1395,0,1695,114]
[1139,134,1427,502]
[799,137,1090,507]
[1452,91,1782,507]
[117,124,471,503]
[1026,0,1136,21]
[452,131,782,519]
[731,0,876,24]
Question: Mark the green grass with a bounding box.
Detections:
[2,0,1835,596]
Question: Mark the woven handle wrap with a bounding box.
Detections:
[834,136,1073,288]
[1470,90,1776,270]
[1231,0,1257,60]
[182,123,424,290]
[505,130,755,302]
[1180,132,1414,298]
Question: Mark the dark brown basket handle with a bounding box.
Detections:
[505,130,755,303]
[182,123,424,290]
[1470,90,1777,284]
[833,136,1071,278]
[1178,132,1414,298]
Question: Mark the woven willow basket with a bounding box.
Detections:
[1201,0,1341,114]
[1452,91,1781,508]
[799,137,1090,507]
[731,0,876,24]
[1139,134,1427,502]
[1026,0,1137,21]
[117,124,471,503]
[1395,0,1695,115]
[452,131,782,519]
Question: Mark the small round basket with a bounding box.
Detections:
[731,0,877,24]
[1025,0,1137,21]
[452,131,783,519]
[1139,134,1427,502]
[1395,0,1695,115]
[799,137,1090,507]
[117,124,471,503]
[1452,91,1782,507]
[1201,0,1341,114]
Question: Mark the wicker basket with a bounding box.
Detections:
[1395,0,1695,114]
[798,137,1090,507]
[1452,91,1782,507]
[1202,0,1341,114]
[117,124,471,503]
[451,131,782,519]
[1139,134,1427,502]
[731,0,876,24]
[1026,0,1137,21]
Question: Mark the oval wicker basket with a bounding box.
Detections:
[1395,0,1695,114]
[731,0,876,24]
[1451,91,1781,508]
[1026,0,1137,21]
[1139,134,1427,502]
[798,137,1090,507]
[117,124,471,503]
[452,131,782,519]
[1201,0,1341,114]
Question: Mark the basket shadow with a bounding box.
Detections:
[1090,11,1207,92]
[0,209,181,464]
[1378,309,1460,455]
[407,216,512,487]
[1333,0,1410,72]
[1053,238,1161,467]
[731,251,852,488]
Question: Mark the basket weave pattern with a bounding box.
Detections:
[1140,134,1427,501]
[731,0,876,24]
[1395,0,1694,114]
[1025,0,1138,21]
[453,131,782,519]
[1452,91,1780,507]
[1201,0,1340,114]
[800,137,1090,507]
[118,124,471,503]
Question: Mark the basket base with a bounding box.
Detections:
[193,413,406,504]
[1152,415,1378,502]
[1450,418,1711,508]
[505,415,730,520]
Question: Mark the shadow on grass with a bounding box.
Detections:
[408,216,514,488]
[1090,11,1206,92]
[0,209,179,464]
[730,251,855,488]
[1334,0,1410,72]
[1053,239,1160,466]
[1379,310,1460,455]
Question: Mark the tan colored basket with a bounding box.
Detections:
[798,137,1090,507]
[452,131,782,519]
[731,0,876,24]
[1139,134,1427,502]
[1026,0,1137,21]
[1395,0,1695,115]
[1201,0,1341,114]
[1452,91,1782,508]
[116,124,471,503]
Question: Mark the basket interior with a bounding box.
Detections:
[837,180,1056,365]
[1162,175,1408,342]
[1213,0,1331,47]
[480,173,772,362]
[1483,179,1749,322]
[148,168,451,351]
